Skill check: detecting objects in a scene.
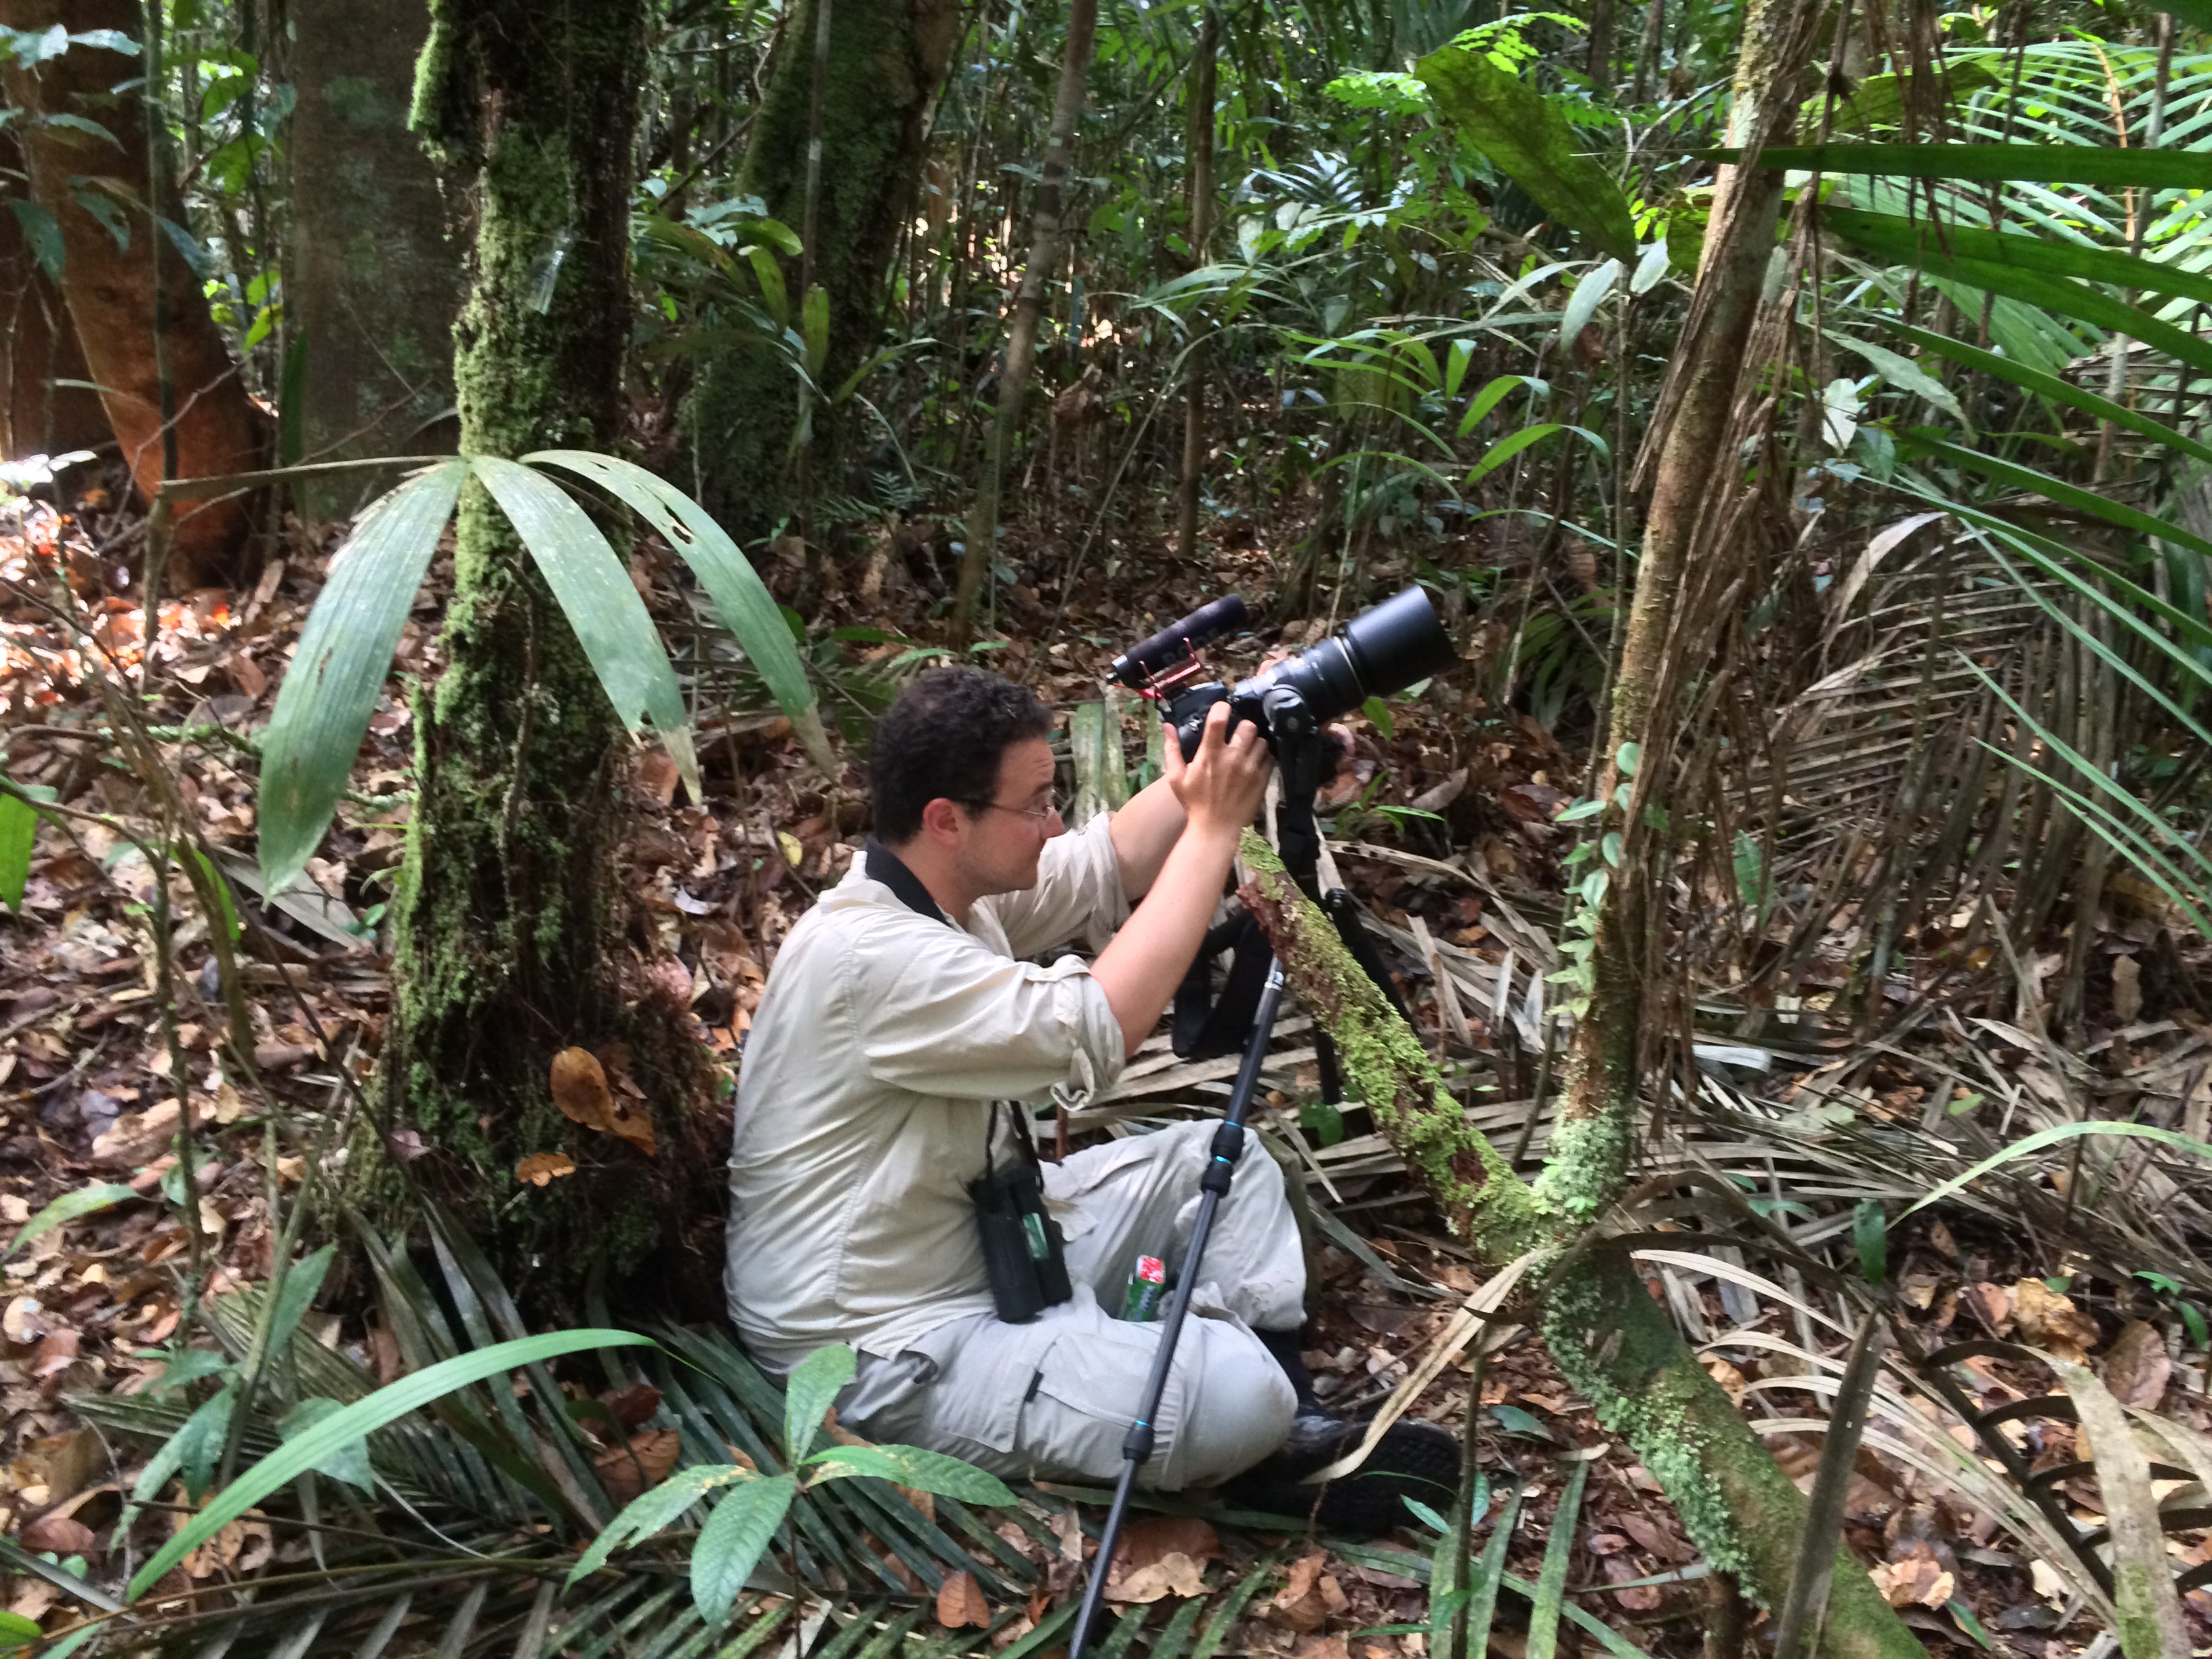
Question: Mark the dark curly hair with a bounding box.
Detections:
[870,667,1052,842]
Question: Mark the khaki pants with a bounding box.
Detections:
[839,1118,1305,1490]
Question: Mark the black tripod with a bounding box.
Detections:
[1065,701,1399,1659]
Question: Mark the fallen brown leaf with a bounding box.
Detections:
[2013,1279,2100,1364]
[1271,1551,1349,1632]
[20,1512,94,1554]
[8,1429,104,1505]
[515,1151,577,1187]
[937,1567,989,1628]
[592,1427,682,1504]
[2101,1320,2171,1411]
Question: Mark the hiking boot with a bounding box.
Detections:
[1221,1407,1460,1537]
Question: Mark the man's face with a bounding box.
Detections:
[951,736,1063,895]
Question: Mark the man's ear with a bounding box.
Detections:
[918,796,968,843]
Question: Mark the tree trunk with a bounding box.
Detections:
[1235,837,1924,1659]
[0,133,106,462]
[392,0,710,1303]
[0,0,266,586]
[286,0,462,524]
[953,0,1097,636]
[1541,0,1822,1215]
[685,0,962,546]
[1174,10,1218,565]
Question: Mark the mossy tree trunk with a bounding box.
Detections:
[687,0,962,546]
[391,0,709,1301]
[1237,838,1924,1659]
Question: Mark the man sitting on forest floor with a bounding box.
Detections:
[724,666,1455,1532]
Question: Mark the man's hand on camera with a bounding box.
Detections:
[1162,701,1273,840]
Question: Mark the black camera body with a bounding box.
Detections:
[1111,586,1459,762]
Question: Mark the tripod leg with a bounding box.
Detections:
[1325,888,1409,1021]
[1315,1030,1343,1105]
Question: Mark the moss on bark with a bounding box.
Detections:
[385,0,711,1303]
[1236,834,1924,1659]
[686,0,962,543]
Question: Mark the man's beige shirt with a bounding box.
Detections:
[724,813,1130,1368]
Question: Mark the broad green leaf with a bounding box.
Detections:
[1891,323,2212,470]
[801,283,830,379]
[1456,373,1543,438]
[1853,1200,1887,1286]
[470,457,700,800]
[0,1610,40,1645]
[123,1382,234,1534]
[781,1343,857,1461]
[801,1442,1019,1505]
[569,1462,755,1584]
[1416,45,1636,259]
[744,243,790,328]
[278,1397,373,1493]
[1824,207,2212,308]
[1630,238,1669,296]
[4,1182,135,1261]
[1462,1483,1523,1659]
[1557,259,1620,348]
[5,199,62,281]
[1467,422,1605,485]
[1716,144,2212,188]
[258,459,466,894]
[1824,331,1967,428]
[1906,256,2212,380]
[129,1329,656,1597]
[1805,62,1999,135]
[260,1244,337,1369]
[1902,436,2212,567]
[520,451,832,771]
[1525,1457,1587,1659]
[692,1473,798,1624]
[1900,1122,2212,1221]
[0,791,33,910]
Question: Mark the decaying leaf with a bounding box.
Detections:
[592,1427,682,1503]
[2100,1320,2171,1411]
[514,1151,577,1187]
[1868,1542,1953,1608]
[2012,1278,2100,1363]
[550,1046,657,1155]
[937,1568,989,1628]
[1270,1549,1349,1632]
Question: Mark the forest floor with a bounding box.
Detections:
[3,464,2211,1656]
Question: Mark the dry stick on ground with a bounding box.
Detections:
[951,0,1098,636]
[1235,833,1924,1659]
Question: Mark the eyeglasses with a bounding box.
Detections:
[969,793,1061,824]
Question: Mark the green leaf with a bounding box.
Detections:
[5,199,62,281]
[1300,1099,1347,1147]
[1488,1404,1553,1441]
[1323,70,1435,116]
[1902,436,2212,567]
[522,451,832,771]
[1555,797,1605,823]
[1525,1457,1588,1659]
[744,243,790,329]
[5,1182,135,1261]
[1557,258,1620,349]
[1824,331,1967,428]
[1613,740,1638,777]
[1824,207,2212,308]
[1416,45,1637,259]
[781,1343,857,1461]
[1362,695,1395,739]
[1891,252,2212,384]
[1466,422,1605,485]
[128,1329,656,1597]
[1457,373,1544,438]
[1807,62,1999,134]
[569,1462,756,1584]
[0,1610,41,1645]
[692,1473,798,1624]
[470,457,699,799]
[1889,322,2212,470]
[1946,1599,1993,1650]
[1900,1121,2212,1221]
[803,1441,1019,1504]
[1631,238,1669,296]
[262,1244,337,1368]
[0,790,34,911]
[257,459,466,894]
[148,1348,231,1395]
[1462,1483,1522,1659]
[1713,144,2212,188]
[1853,1200,1887,1286]
[278,1397,374,1493]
